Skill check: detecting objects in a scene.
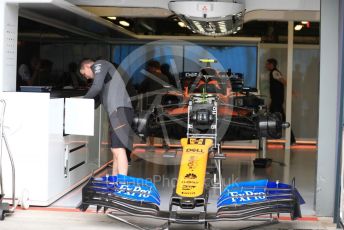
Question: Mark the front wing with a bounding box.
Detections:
[79,175,304,223]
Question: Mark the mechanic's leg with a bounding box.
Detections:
[112,147,128,175]
[111,149,119,176]
[149,136,155,146]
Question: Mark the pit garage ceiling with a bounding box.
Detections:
[66,0,320,21]
[17,0,320,43]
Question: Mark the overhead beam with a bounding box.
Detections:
[242,0,320,12]
[80,6,173,18]
[245,10,320,22]
[66,0,170,9]
[19,9,111,41]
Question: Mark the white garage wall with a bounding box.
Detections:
[259,44,320,141]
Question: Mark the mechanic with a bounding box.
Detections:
[80,59,133,176]
[140,60,169,93]
[266,58,296,144]
[139,60,170,146]
[17,56,40,86]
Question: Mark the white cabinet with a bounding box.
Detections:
[0,92,110,206]
[64,98,94,136]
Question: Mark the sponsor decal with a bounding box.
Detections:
[184,173,197,179]
[188,138,205,145]
[181,191,196,195]
[227,191,266,203]
[184,72,200,77]
[182,185,196,190]
[186,148,203,153]
[117,184,151,198]
[180,180,198,184]
[187,156,198,170]
[93,175,161,206]
[94,64,102,74]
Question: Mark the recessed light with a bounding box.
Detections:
[294,24,303,31]
[119,20,130,27]
[107,16,117,20]
[178,21,186,27]
[301,21,308,24]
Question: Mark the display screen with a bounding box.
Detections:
[184,45,257,87]
[112,44,257,88]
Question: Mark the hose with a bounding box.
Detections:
[0,99,16,211]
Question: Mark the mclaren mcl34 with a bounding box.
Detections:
[133,62,286,142]
[79,61,304,229]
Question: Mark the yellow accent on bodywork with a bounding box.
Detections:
[176,138,213,197]
[199,59,217,63]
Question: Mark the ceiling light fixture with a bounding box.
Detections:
[301,21,311,28]
[294,24,303,31]
[168,1,245,36]
[178,21,186,27]
[119,20,130,27]
[107,16,117,20]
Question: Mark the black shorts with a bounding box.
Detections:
[109,107,134,150]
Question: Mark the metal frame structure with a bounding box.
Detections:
[0,100,17,220]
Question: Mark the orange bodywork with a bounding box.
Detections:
[164,78,252,117]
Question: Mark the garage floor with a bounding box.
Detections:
[0,144,339,229]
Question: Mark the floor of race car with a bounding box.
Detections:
[0,144,339,230]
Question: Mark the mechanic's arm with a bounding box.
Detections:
[272,70,287,85]
[84,63,108,99]
[93,95,101,109]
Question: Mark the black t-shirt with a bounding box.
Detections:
[269,69,284,104]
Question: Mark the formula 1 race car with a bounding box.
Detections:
[132,62,284,143]
[78,60,303,229]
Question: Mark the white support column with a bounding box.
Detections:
[316,0,340,217]
[0,1,18,92]
[285,21,294,148]
[0,1,5,92]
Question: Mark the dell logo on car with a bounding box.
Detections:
[186,148,203,153]
[185,72,200,77]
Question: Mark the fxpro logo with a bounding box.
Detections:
[186,148,203,153]
[117,184,151,198]
[228,191,266,203]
